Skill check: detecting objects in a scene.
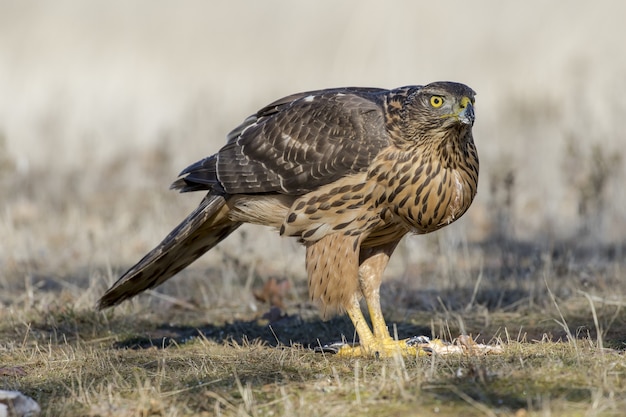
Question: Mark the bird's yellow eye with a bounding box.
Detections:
[430,96,444,108]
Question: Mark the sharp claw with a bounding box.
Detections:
[405,335,431,346]
[314,341,354,354]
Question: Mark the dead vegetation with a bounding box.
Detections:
[2,278,626,416]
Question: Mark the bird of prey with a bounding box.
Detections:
[98,81,479,357]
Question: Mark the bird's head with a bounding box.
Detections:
[400,81,476,143]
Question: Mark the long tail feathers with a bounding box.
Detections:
[97,194,241,310]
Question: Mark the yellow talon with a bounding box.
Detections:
[335,338,430,358]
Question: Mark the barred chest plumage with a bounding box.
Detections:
[369,143,479,235]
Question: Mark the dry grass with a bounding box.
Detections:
[3,290,626,416]
[2,1,626,416]
[2,208,626,416]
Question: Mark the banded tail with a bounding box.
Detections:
[97,194,241,309]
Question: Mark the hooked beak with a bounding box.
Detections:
[457,96,475,126]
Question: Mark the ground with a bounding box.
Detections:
[1,229,626,416]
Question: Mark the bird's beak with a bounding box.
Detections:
[457,96,475,126]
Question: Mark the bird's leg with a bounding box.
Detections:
[344,292,377,348]
[337,241,426,357]
[359,247,394,342]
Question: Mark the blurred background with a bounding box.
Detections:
[1,1,625,312]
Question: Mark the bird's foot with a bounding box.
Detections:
[315,335,503,357]
[315,336,432,358]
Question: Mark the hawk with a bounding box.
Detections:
[98,81,479,357]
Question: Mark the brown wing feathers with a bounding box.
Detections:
[174,88,391,195]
